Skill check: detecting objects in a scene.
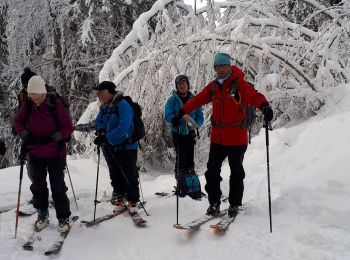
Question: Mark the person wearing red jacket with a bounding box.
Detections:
[15,75,74,233]
[173,53,273,218]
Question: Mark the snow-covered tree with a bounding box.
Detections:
[77,0,349,169]
[0,0,156,167]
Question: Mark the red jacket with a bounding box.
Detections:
[15,98,74,158]
[182,66,268,146]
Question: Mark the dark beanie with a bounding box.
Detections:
[93,81,116,94]
[21,67,36,89]
[175,75,190,89]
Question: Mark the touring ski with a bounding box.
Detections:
[80,208,127,227]
[210,205,246,231]
[129,212,147,226]
[22,222,44,251]
[173,209,228,230]
[44,216,79,256]
[210,214,237,231]
[18,200,54,216]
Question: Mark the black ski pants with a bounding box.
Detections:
[172,131,196,174]
[205,143,247,206]
[27,156,70,219]
[102,147,139,203]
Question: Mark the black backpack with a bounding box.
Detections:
[210,79,257,143]
[116,95,145,145]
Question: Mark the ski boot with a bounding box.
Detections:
[113,195,127,212]
[228,205,239,218]
[57,218,70,234]
[128,201,139,216]
[206,202,220,216]
[35,208,49,231]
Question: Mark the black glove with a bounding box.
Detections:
[172,109,185,128]
[52,131,61,142]
[93,134,106,146]
[19,130,30,141]
[260,104,273,122]
[95,128,105,136]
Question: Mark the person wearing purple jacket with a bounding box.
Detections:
[14,75,74,233]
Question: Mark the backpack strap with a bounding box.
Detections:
[210,78,245,128]
[114,96,135,149]
[48,95,60,129]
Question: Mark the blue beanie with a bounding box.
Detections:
[213,53,231,67]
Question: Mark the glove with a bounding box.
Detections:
[93,134,106,146]
[95,128,105,136]
[19,130,37,144]
[19,129,30,141]
[172,109,185,128]
[52,131,61,142]
[260,104,273,122]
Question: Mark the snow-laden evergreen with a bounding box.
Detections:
[75,0,350,168]
[0,85,349,259]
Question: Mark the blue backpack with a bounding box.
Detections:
[177,168,202,200]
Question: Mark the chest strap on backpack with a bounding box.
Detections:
[211,119,244,128]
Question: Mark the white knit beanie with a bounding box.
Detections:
[27,76,47,94]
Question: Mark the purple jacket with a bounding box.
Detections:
[15,97,74,158]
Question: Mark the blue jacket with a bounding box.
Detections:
[95,93,138,150]
[164,91,204,135]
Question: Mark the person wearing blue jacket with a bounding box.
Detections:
[164,75,204,176]
[93,81,139,214]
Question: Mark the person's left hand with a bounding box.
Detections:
[261,104,273,122]
[52,131,61,142]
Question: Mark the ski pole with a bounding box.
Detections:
[176,125,180,226]
[65,162,78,210]
[93,145,101,222]
[139,176,145,205]
[15,145,26,239]
[104,145,149,216]
[264,117,273,233]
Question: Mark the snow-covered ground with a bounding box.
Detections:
[1,86,350,260]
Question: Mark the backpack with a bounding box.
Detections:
[24,85,71,143]
[177,168,202,200]
[116,95,145,145]
[210,79,257,143]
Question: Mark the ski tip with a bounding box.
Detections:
[134,220,147,226]
[210,225,225,231]
[44,250,55,256]
[71,215,79,222]
[22,245,34,251]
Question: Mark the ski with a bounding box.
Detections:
[173,209,228,230]
[155,192,173,198]
[80,208,127,227]
[155,191,207,199]
[210,205,246,231]
[18,207,37,216]
[17,200,54,216]
[22,222,43,251]
[44,216,79,256]
[210,214,237,231]
[129,212,147,226]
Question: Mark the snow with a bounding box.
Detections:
[1,86,350,259]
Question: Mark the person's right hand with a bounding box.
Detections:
[93,134,106,146]
[95,128,105,136]
[172,109,185,128]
